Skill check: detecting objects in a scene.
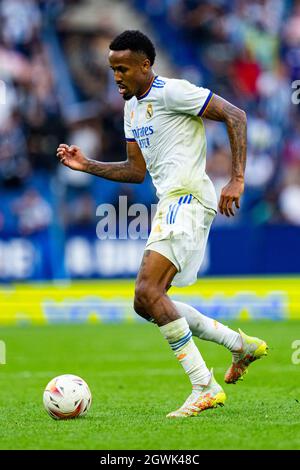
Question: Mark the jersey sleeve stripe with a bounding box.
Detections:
[153,78,166,85]
[197,91,214,116]
[126,138,136,142]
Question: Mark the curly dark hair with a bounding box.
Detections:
[109,30,156,65]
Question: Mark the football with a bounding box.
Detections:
[43,374,92,420]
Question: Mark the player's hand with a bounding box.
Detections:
[218,177,244,217]
[56,144,89,172]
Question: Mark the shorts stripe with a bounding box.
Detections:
[167,202,176,224]
[171,196,183,224]
[166,194,193,225]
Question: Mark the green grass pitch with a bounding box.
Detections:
[0,321,299,450]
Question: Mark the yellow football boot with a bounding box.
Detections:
[225,329,268,384]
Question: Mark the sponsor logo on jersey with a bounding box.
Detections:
[132,125,154,139]
[132,125,154,149]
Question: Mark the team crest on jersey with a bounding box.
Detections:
[146,103,153,119]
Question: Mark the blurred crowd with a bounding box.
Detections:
[1,0,300,240]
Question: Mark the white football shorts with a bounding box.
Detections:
[146,194,216,287]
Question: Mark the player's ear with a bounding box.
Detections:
[142,58,151,73]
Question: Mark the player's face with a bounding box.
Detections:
[108,50,151,101]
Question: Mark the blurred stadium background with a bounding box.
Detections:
[0,0,300,324]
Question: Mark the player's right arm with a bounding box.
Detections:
[56,141,146,183]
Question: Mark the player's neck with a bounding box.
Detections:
[137,73,156,99]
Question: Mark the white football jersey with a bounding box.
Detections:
[124,75,217,211]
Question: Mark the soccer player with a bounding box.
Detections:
[57,30,268,418]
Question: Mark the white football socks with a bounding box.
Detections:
[159,317,211,389]
[172,301,242,352]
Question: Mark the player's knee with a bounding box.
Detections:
[134,281,160,317]
[133,295,147,318]
[134,282,150,316]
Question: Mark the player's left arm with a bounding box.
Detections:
[202,94,247,217]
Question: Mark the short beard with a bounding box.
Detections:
[123,93,134,101]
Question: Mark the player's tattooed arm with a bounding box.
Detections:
[202,94,247,217]
[56,141,146,183]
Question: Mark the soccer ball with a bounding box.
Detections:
[43,374,92,420]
